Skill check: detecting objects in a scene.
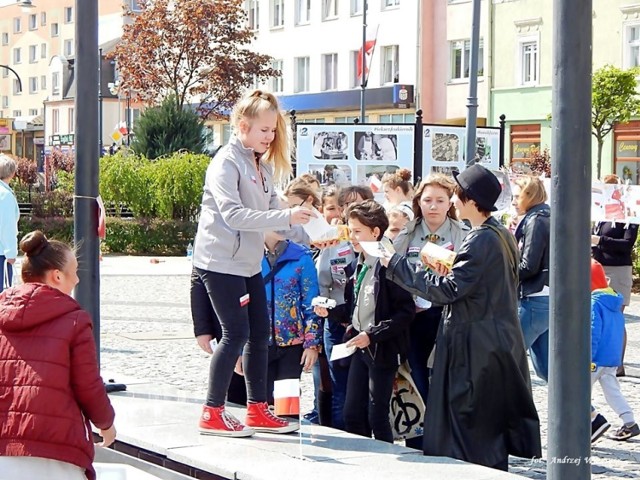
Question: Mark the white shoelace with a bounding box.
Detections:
[222,410,244,430]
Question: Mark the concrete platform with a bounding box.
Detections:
[98,388,527,480]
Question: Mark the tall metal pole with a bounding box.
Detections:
[464,0,481,167]
[126,95,131,147]
[548,0,592,477]
[359,0,367,123]
[74,0,101,364]
[98,48,103,157]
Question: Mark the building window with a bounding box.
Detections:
[382,45,399,84]
[1,33,8,46]
[51,23,59,37]
[1,97,8,109]
[510,124,541,171]
[64,7,73,24]
[52,109,60,133]
[450,39,484,80]
[29,14,37,30]
[29,77,37,94]
[246,0,259,30]
[295,0,311,25]
[1,69,7,79]
[519,38,539,85]
[614,121,640,184]
[13,18,21,34]
[271,0,284,28]
[52,72,60,94]
[13,110,22,118]
[41,43,47,59]
[40,75,46,89]
[294,56,310,93]
[624,24,640,68]
[129,0,142,12]
[379,113,415,123]
[68,108,74,133]
[271,59,283,93]
[41,12,47,26]
[383,0,400,8]
[335,115,368,123]
[29,108,38,116]
[29,45,37,63]
[351,0,364,15]
[64,39,73,57]
[350,50,359,88]
[13,79,21,95]
[322,53,338,91]
[322,0,339,20]
[13,48,21,65]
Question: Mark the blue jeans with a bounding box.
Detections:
[0,256,13,293]
[323,319,349,430]
[518,296,550,382]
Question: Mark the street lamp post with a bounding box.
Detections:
[74,0,101,363]
[0,65,23,93]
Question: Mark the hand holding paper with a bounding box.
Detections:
[420,242,456,273]
[330,343,357,361]
[302,208,350,243]
[359,237,396,258]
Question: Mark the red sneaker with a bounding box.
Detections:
[245,402,299,434]
[199,405,255,437]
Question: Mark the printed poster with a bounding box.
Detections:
[296,123,415,189]
[422,125,500,178]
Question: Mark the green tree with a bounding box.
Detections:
[592,65,640,179]
[130,95,206,159]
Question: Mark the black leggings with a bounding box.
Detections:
[195,268,270,407]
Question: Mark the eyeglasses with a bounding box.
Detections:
[290,199,305,208]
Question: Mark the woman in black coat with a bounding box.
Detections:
[382,165,541,470]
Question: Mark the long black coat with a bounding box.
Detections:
[386,216,541,468]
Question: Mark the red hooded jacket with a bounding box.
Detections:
[0,283,115,480]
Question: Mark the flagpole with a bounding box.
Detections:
[360,0,367,123]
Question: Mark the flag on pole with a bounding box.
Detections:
[273,379,300,416]
[357,24,379,86]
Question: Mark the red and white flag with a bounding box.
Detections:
[357,24,379,86]
[273,379,300,416]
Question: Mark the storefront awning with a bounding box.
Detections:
[13,115,44,131]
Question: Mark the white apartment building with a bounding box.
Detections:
[0,0,138,161]
[213,0,419,144]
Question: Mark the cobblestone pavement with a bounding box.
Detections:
[99,256,640,478]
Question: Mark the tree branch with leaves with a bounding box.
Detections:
[110,0,279,119]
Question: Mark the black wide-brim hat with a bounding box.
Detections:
[453,164,501,212]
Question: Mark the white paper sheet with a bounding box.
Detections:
[301,207,337,241]
[330,343,357,361]
[358,237,396,258]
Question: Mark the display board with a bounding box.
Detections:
[296,123,415,188]
[422,125,500,178]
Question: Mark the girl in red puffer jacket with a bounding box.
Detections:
[0,230,116,480]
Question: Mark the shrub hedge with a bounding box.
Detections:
[18,216,197,256]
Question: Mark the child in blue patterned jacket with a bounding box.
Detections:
[263,232,322,405]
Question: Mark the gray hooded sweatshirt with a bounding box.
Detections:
[193,135,291,277]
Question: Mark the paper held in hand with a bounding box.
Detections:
[330,343,357,361]
[301,208,350,242]
[358,237,396,258]
[420,242,456,271]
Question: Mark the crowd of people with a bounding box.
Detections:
[0,87,637,479]
[188,89,639,471]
